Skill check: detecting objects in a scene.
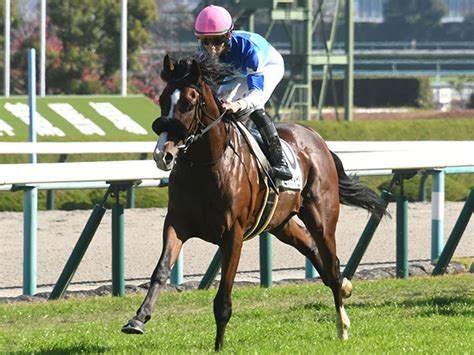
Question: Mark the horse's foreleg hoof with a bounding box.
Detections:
[215,341,223,352]
[338,329,349,341]
[341,277,353,299]
[336,318,350,341]
[122,319,145,335]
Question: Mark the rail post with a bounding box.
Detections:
[198,249,222,290]
[126,153,148,208]
[24,48,38,296]
[110,180,141,296]
[112,199,125,296]
[418,171,429,202]
[260,232,272,287]
[305,258,318,279]
[171,251,184,285]
[50,180,141,300]
[49,198,109,300]
[431,169,445,262]
[46,154,68,210]
[342,189,392,279]
[396,180,409,279]
[23,186,38,296]
[432,189,474,275]
[126,187,135,209]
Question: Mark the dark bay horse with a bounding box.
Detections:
[122,53,386,350]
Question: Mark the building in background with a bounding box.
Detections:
[355,0,474,23]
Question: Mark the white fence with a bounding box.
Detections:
[0,140,473,186]
[0,140,473,295]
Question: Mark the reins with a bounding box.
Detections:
[180,93,228,153]
[175,79,231,167]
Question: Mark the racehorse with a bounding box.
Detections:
[122,53,386,351]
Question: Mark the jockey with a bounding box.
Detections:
[195,5,292,181]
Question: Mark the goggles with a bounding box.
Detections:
[199,36,227,46]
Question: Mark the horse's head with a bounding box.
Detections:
[152,53,226,170]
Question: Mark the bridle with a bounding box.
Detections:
[165,74,230,166]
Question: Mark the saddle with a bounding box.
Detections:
[229,112,302,192]
[228,114,303,240]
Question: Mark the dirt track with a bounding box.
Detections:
[0,202,472,298]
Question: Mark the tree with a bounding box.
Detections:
[0,1,20,95]
[383,0,447,41]
[45,0,157,94]
[8,0,157,95]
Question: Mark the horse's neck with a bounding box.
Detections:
[197,83,228,160]
[189,121,227,162]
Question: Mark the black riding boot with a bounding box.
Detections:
[249,109,292,181]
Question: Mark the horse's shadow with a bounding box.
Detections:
[346,294,473,317]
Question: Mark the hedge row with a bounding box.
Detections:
[312,77,433,108]
[276,77,433,108]
[1,174,470,212]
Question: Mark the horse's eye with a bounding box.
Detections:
[178,98,194,113]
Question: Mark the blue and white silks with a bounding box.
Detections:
[200,31,284,110]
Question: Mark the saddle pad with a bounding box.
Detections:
[278,140,303,190]
[235,121,273,174]
[235,120,303,191]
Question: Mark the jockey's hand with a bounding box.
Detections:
[222,100,242,113]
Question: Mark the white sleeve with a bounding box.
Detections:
[237,89,264,110]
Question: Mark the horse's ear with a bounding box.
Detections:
[189,59,201,85]
[161,54,175,82]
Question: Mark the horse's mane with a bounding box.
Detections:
[166,52,236,91]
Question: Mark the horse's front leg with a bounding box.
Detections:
[214,225,243,352]
[122,217,183,335]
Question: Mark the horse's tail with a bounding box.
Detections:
[330,151,387,219]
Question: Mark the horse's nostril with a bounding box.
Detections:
[164,152,174,164]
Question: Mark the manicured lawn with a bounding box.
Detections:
[1,274,472,353]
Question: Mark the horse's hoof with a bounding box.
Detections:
[121,319,145,335]
[341,277,353,299]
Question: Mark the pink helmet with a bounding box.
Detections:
[195,5,233,37]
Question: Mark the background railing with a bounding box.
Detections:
[1,140,473,296]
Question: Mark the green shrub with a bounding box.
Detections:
[135,187,169,208]
[415,77,433,108]
[0,186,170,211]
[306,77,434,107]
[374,174,471,202]
[0,190,24,211]
[56,190,94,210]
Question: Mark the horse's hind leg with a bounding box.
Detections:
[273,218,352,296]
[122,217,183,335]
[272,218,326,277]
[214,225,244,351]
[297,202,351,340]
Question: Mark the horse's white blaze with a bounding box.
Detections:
[153,88,181,171]
[153,133,171,171]
[156,132,168,152]
[168,89,180,117]
[336,306,350,341]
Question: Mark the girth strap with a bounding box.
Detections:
[243,176,279,241]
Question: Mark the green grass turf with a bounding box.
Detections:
[0,274,472,353]
[0,95,160,142]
